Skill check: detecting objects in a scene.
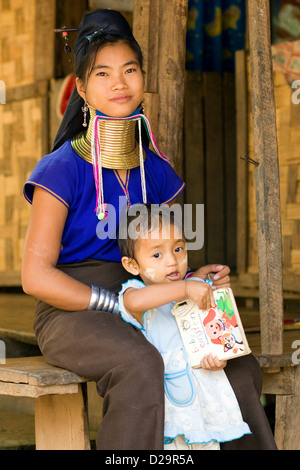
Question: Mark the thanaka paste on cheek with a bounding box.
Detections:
[143,267,156,282]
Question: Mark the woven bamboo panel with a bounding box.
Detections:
[248,71,300,274]
[0,0,36,88]
[0,0,54,284]
[0,96,46,283]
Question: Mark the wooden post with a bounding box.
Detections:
[247,0,283,355]
[235,50,249,275]
[35,384,90,450]
[133,0,189,175]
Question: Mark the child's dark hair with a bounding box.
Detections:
[118,204,183,260]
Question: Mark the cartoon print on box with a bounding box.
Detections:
[172,288,251,368]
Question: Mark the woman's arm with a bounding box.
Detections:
[22,187,91,311]
[123,279,215,325]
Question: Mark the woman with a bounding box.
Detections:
[22,9,276,450]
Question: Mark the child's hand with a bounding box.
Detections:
[185,280,215,311]
[200,354,227,371]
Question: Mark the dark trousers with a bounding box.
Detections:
[34,260,277,450]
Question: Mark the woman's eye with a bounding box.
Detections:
[153,253,161,259]
[126,68,136,74]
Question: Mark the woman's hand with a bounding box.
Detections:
[200,354,227,371]
[191,264,231,290]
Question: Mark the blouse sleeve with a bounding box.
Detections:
[23,142,78,209]
[118,279,146,330]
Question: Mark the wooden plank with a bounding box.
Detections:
[223,72,237,269]
[247,0,283,354]
[156,0,188,175]
[184,71,206,269]
[261,366,295,395]
[143,91,159,141]
[134,0,188,177]
[257,353,294,369]
[0,357,87,386]
[238,272,300,295]
[34,0,55,82]
[35,385,90,450]
[133,0,160,93]
[203,72,225,264]
[275,365,300,450]
[235,50,249,274]
[0,381,79,398]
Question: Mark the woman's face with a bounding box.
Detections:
[76,41,144,118]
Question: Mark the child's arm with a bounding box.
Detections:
[123,280,215,325]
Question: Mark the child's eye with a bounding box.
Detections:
[153,253,161,259]
[175,246,183,253]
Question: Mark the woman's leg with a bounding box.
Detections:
[33,261,165,450]
[221,354,277,450]
[35,308,165,450]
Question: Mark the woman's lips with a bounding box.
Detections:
[110,95,131,104]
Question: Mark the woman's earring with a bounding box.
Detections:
[140,99,145,114]
[82,102,88,127]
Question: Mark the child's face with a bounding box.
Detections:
[133,224,188,285]
[76,41,144,117]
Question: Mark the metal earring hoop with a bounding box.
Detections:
[82,102,88,127]
[140,99,145,114]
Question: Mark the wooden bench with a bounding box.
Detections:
[0,356,90,450]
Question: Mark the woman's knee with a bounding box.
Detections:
[123,340,164,385]
[224,354,262,396]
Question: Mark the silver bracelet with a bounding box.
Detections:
[88,285,119,314]
[88,285,100,310]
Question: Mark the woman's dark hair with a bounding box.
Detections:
[52,9,145,152]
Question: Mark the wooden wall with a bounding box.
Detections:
[184,71,237,271]
[236,51,300,293]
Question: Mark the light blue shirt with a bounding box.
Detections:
[119,279,251,445]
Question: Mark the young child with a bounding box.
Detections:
[118,204,251,450]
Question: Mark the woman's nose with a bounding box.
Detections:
[112,73,127,90]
